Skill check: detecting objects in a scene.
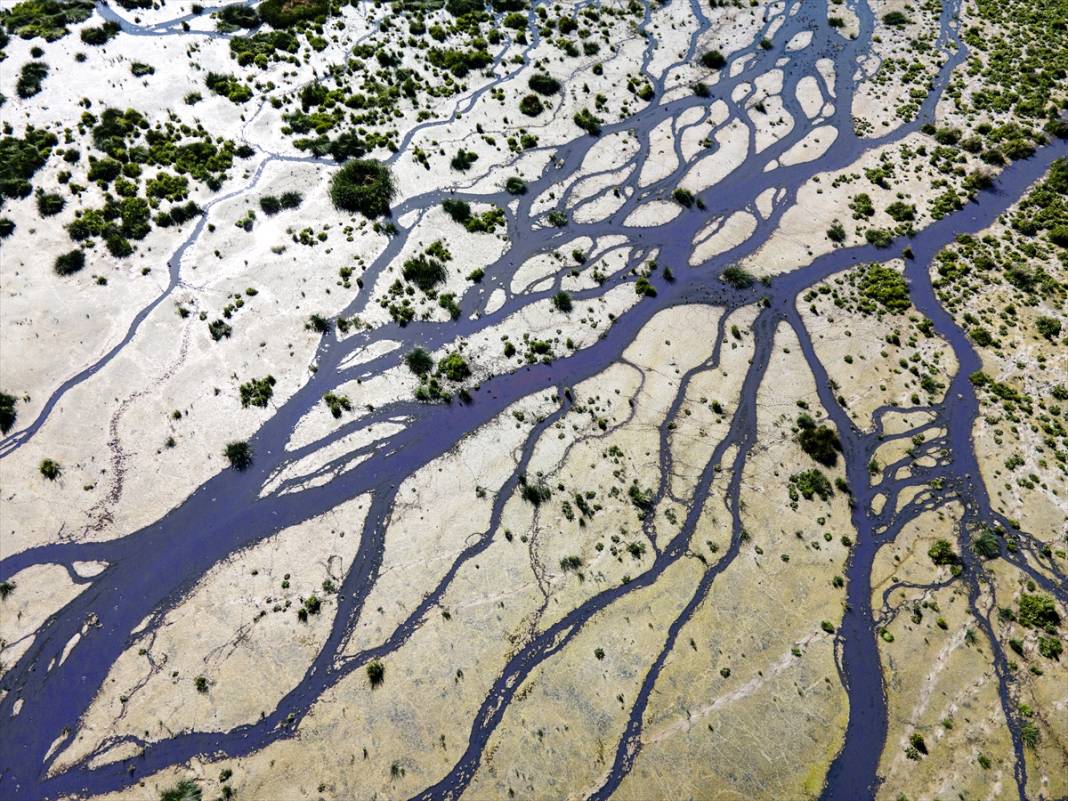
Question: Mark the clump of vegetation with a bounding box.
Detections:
[16,61,49,98]
[528,73,561,95]
[789,469,833,502]
[205,72,253,103]
[927,539,959,566]
[239,375,276,408]
[1018,594,1060,633]
[80,21,119,45]
[552,291,573,312]
[505,176,527,195]
[722,265,755,289]
[796,414,841,466]
[367,659,385,687]
[259,191,302,215]
[521,475,552,505]
[36,190,64,217]
[258,0,328,27]
[519,94,544,116]
[2,0,95,42]
[54,249,84,276]
[208,319,233,341]
[39,458,61,480]
[218,2,260,28]
[673,187,695,207]
[858,264,910,312]
[0,392,16,434]
[402,251,448,292]
[323,392,352,418]
[573,108,602,136]
[442,199,504,233]
[1,127,58,201]
[971,527,1001,559]
[442,198,471,224]
[405,347,434,376]
[159,779,202,801]
[330,159,394,218]
[224,440,253,470]
[438,351,470,381]
[560,555,583,572]
[700,50,726,69]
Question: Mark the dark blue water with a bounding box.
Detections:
[1,0,1064,798]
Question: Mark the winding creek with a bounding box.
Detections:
[1,0,1065,798]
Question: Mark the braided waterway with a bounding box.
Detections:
[1,0,1065,798]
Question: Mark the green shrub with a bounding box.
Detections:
[239,375,276,408]
[789,469,833,501]
[2,0,94,42]
[205,72,252,102]
[1035,316,1061,340]
[552,290,572,312]
[367,660,385,687]
[796,415,841,466]
[722,265,755,289]
[858,264,909,312]
[865,228,893,248]
[1038,636,1062,660]
[0,218,14,238]
[1018,594,1060,632]
[323,391,352,418]
[885,201,915,222]
[573,108,602,135]
[438,352,470,381]
[159,779,202,801]
[218,2,260,28]
[927,539,959,566]
[519,94,544,116]
[39,458,61,480]
[54,249,84,275]
[971,528,1000,559]
[224,440,253,470]
[0,392,16,434]
[528,73,561,94]
[208,319,233,341]
[672,187,694,207]
[442,198,471,223]
[16,61,48,98]
[330,159,394,218]
[700,49,725,69]
[36,190,64,216]
[402,253,447,291]
[560,555,582,571]
[405,347,434,375]
[258,0,328,27]
[882,10,909,25]
[505,176,527,195]
[450,149,478,171]
[80,21,119,44]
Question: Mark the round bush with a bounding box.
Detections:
[519,94,544,116]
[528,73,560,95]
[701,50,725,69]
[258,0,327,28]
[330,159,395,219]
[54,249,85,276]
